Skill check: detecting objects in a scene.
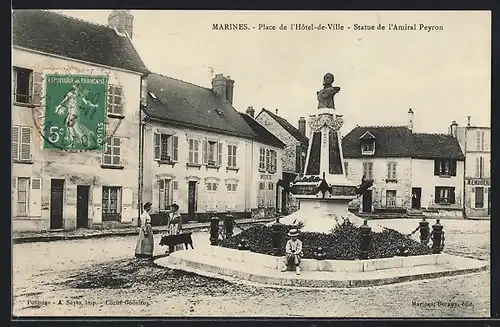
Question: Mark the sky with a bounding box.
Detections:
[59,10,491,135]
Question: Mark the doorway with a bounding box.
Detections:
[362,190,372,213]
[76,185,90,228]
[50,179,65,230]
[412,187,422,210]
[188,181,197,221]
[281,189,288,215]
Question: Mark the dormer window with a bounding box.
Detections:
[359,131,376,155]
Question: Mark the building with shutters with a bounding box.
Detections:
[141,73,285,223]
[252,109,309,215]
[12,10,149,231]
[342,109,465,217]
[451,117,491,218]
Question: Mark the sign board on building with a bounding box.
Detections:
[44,75,108,150]
[260,174,272,180]
[465,178,490,186]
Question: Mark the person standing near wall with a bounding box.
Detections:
[135,202,154,259]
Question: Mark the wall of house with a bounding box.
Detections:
[255,112,302,174]
[344,157,412,211]
[12,48,142,231]
[142,122,283,223]
[411,159,464,211]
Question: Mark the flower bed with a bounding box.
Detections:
[219,220,432,260]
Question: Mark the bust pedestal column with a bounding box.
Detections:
[278,108,385,233]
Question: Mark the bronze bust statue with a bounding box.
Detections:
[317,73,341,109]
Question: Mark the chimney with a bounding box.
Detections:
[407,108,414,131]
[211,73,234,104]
[275,109,279,115]
[225,76,235,105]
[298,117,306,136]
[108,10,134,39]
[246,106,255,118]
[449,120,458,138]
[467,115,471,127]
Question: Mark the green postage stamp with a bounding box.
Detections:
[44,74,108,151]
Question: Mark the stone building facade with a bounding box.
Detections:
[12,10,148,231]
[254,109,308,214]
[141,73,285,224]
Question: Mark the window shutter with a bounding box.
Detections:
[434,160,440,176]
[32,72,43,106]
[266,149,270,171]
[344,161,348,176]
[29,178,41,217]
[173,180,178,203]
[450,160,457,176]
[107,85,113,114]
[218,142,223,166]
[202,140,208,165]
[158,179,165,211]
[121,188,133,222]
[435,188,440,204]
[386,162,390,179]
[12,126,19,161]
[450,188,456,204]
[154,133,160,160]
[369,163,373,179]
[20,127,31,161]
[172,136,179,161]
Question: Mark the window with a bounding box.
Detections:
[258,182,266,207]
[259,148,266,171]
[227,144,237,168]
[206,182,218,212]
[435,187,455,205]
[434,159,456,176]
[103,137,121,166]
[107,85,123,115]
[13,67,33,104]
[476,130,485,151]
[188,139,201,165]
[475,157,485,178]
[362,162,373,179]
[475,187,484,208]
[202,140,222,166]
[17,177,29,215]
[361,142,375,155]
[102,186,122,221]
[387,162,397,180]
[267,182,275,207]
[154,133,178,162]
[226,183,237,211]
[386,190,397,207]
[159,179,174,211]
[344,161,349,177]
[266,149,277,173]
[12,126,32,162]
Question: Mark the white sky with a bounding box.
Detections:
[59,10,491,134]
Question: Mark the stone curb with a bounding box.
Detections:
[12,219,274,245]
[159,256,489,289]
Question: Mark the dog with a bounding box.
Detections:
[159,232,194,252]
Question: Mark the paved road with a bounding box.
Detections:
[12,220,489,317]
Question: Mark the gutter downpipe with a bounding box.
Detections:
[138,74,149,227]
[463,126,468,219]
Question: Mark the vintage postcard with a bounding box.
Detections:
[12,10,491,318]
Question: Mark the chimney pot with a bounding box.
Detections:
[407,108,414,131]
[450,120,458,137]
[275,109,279,115]
[108,10,134,39]
[246,106,255,118]
[467,116,471,127]
[211,73,234,104]
[298,117,306,136]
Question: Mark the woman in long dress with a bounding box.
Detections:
[135,202,154,258]
[167,203,183,253]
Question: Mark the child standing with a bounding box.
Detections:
[281,228,303,275]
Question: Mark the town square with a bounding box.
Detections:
[12,10,490,318]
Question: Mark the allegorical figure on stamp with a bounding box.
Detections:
[54,81,99,148]
[317,73,341,109]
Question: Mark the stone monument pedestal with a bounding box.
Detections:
[277,97,386,232]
